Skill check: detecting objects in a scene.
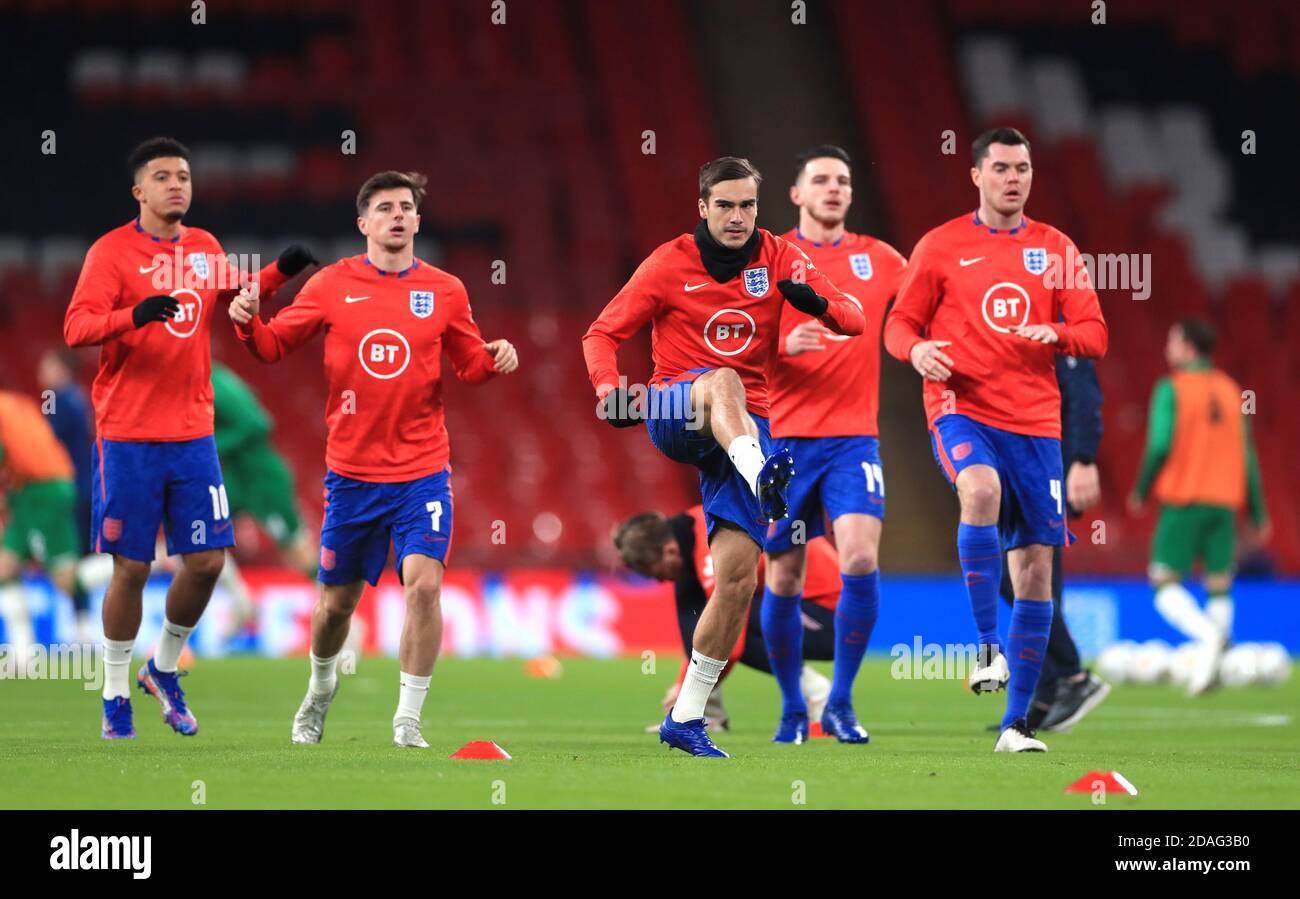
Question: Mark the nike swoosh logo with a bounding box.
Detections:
[344,295,371,303]
[139,263,163,274]
[959,257,984,267]
[684,283,708,292]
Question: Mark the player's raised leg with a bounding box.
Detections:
[688,367,794,519]
[292,580,362,744]
[660,524,760,757]
[821,512,881,743]
[955,464,1009,692]
[994,545,1053,752]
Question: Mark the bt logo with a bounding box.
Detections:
[981,282,1032,333]
[164,289,203,339]
[703,308,756,356]
[358,328,411,379]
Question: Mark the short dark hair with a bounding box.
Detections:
[356,170,428,216]
[128,137,190,180]
[794,144,852,183]
[1176,317,1217,357]
[972,127,1031,168]
[613,512,674,573]
[699,156,762,201]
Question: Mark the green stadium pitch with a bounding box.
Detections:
[2,657,1296,810]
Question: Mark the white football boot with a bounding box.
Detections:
[994,719,1048,752]
[393,716,430,748]
[969,647,1010,694]
[291,683,338,745]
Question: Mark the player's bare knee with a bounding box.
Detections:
[958,480,1000,521]
[405,577,442,613]
[840,546,878,577]
[112,556,152,590]
[182,549,225,581]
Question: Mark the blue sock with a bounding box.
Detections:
[760,587,806,715]
[828,571,880,706]
[1001,599,1054,730]
[957,523,1002,652]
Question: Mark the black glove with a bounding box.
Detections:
[276,244,318,277]
[601,388,643,429]
[132,294,181,328]
[777,279,828,317]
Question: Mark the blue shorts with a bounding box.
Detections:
[765,435,885,554]
[91,436,233,561]
[318,468,453,587]
[929,414,1069,550]
[645,369,771,546]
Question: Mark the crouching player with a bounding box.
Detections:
[615,506,840,735]
[230,171,518,748]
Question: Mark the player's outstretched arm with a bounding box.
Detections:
[776,243,865,336]
[217,244,318,307]
[231,274,326,363]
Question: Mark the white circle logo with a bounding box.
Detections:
[358,328,411,379]
[703,308,757,356]
[164,289,203,339]
[981,282,1032,333]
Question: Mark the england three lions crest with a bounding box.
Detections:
[187,252,210,281]
[1023,248,1048,275]
[849,253,873,280]
[410,290,435,319]
[742,266,769,298]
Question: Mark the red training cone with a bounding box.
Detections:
[1064,770,1138,795]
[809,721,832,739]
[450,740,512,760]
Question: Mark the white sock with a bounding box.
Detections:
[102,638,134,700]
[727,435,765,496]
[308,651,338,697]
[0,584,34,653]
[1207,594,1233,642]
[395,672,431,724]
[153,617,194,672]
[672,650,727,722]
[1154,583,1220,644]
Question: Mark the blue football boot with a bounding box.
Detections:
[772,710,809,744]
[757,448,795,522]
[821,701,871,744]
[137,658,199,736]
[659,713,730,757]
[101,696,136,740]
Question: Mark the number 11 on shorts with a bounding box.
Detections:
[426,500,443,531]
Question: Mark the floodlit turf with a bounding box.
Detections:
[2,656,1297,809]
